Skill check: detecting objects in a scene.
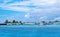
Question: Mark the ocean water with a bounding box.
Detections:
[0,25,60,37]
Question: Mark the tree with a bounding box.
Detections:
[4,20,9,24]
[54,20,59,23]
[41,21,46,23]
[15,21,18,23]
[41,21,47,25]
[48,21,53,25]
[20,21,22,23]
[19,21,23,24]
[12,20,16,23]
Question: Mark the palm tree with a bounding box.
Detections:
[12,20,16,23]
[4,20,9,24]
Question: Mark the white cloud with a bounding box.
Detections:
[6,1,31,6]
[0,0,60,22]
[0,1,32,12]
[0,0,58,12]
[39,16,48,21]
[54,17,60,21]
[30,0,57,6]
[24,13,30,18]
[3,6,31,12]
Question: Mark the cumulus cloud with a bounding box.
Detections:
[24,13,30,18]
[39,16,48,21]
[0,0,60,22]
[54,17,60,21]
[30,0,57,6]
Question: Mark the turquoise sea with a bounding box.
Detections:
[0,25,60,37]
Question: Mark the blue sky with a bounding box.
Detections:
[0,0,60,23]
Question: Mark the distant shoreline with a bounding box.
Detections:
[0,20,60,25]
[0,25,60,28]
